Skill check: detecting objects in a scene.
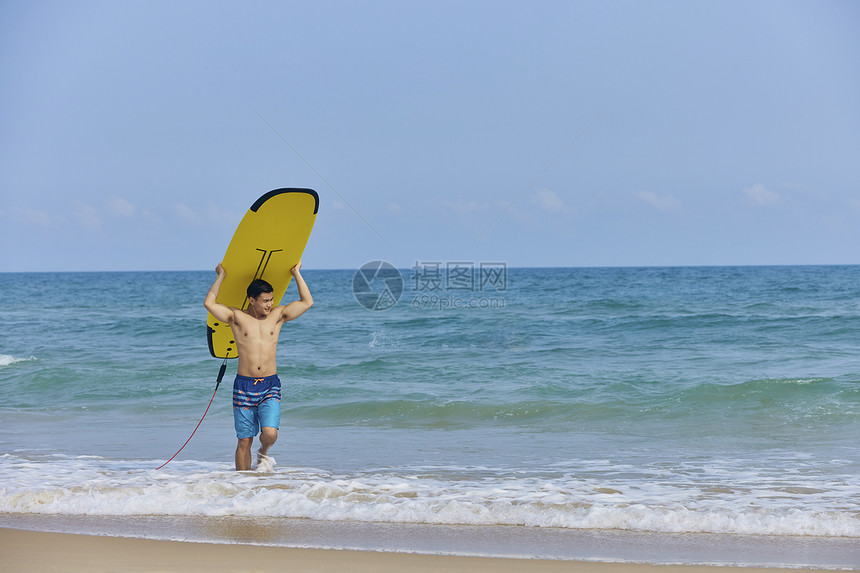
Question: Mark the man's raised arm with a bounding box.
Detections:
[282,261,313,322]
[204,263,235,323]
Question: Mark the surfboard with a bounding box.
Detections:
[207,188,319,359]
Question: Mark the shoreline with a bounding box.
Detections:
[2,527,857,573]
[1,515,858,571]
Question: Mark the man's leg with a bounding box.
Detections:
[233,375,258,471]
[256,394,280,464]
[235,437,253,471]
[258,427,278,461]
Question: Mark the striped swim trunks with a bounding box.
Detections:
[233,374,281,438]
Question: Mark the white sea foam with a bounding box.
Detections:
[1,454,858,538]
[255,454,276,473]
[0,354,36,367]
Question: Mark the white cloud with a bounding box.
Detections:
[533,188,570,213]
[633,190,680,211]
[203,204,238,226]
[744,183,780,206]
[174,203,239,226]
[174,203,197,222]
[141,209,161,223]
[110,197,135,217]
[14,207,53,227]
[74,204,102,229]
[442,198,490,215]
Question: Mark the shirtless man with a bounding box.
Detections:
[204,261,313,470]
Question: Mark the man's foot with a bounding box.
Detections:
[255,449,276,472]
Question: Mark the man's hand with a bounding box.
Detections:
[291,261,302,275]
[215,263,226,276]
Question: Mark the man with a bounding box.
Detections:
[204,261,313,470]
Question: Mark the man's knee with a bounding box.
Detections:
[260,427,278,444]
[236,437,253,450]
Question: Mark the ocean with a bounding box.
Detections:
[1,266,858,567]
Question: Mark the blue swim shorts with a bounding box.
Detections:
[233,374,281,439]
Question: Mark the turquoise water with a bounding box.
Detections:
[1,266,859,563]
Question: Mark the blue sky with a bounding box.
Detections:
[2,0,858,271]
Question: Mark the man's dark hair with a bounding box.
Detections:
[247,278,274,299]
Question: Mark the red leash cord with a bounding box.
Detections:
[156,361,227,470]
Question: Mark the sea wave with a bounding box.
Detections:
[278,376,858,429]
[1,454,857,538]
[0,354,36,367]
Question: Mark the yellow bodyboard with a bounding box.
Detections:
[207,188,318,359]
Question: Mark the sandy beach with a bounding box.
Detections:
[1,527,854,573]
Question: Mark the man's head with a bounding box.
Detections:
[247,279,275,316]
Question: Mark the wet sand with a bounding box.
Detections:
[2,527,854,573]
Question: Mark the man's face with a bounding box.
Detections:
[249,292,275,316]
